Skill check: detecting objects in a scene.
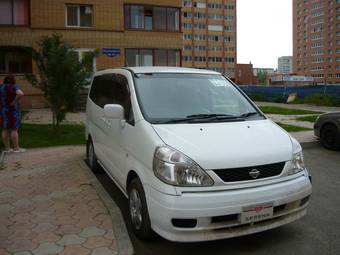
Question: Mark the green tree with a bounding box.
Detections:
[258,71,267,85]
[27,34,95,126]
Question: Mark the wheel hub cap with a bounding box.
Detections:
[129,189,142,230]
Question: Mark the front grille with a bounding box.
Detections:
[213,162,285,182]
[172,219,197,228]
[211,214,238,224]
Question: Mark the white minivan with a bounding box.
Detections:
[85,67,312,242]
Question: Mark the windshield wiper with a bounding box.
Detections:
[237,112,259,118]
[186,114,234,118]
[161,114,245,124]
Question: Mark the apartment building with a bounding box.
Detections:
[278,56,293,74]
[0,0,182,108]
[293,0,340,84]
[181,0,237,79]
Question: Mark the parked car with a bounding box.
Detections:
[314,112,340,150]
[85,67,312,242]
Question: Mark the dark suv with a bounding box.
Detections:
[314,112,340,150]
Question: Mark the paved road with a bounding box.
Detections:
[95,145,340,255]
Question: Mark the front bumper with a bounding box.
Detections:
[145,175,312,242]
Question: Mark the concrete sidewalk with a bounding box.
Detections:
[23,109,85,125]
[0,146,132,255]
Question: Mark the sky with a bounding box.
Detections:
[237,0,292,69]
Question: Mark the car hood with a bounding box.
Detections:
[152,119,293,170]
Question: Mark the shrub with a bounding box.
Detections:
[273,95,286,103]
[303,93,340,107]
[288,97,304,104]
[247,93,266,102]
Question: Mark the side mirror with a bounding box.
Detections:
[103,104,124,119]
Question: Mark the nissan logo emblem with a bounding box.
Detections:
[249,169,261,179]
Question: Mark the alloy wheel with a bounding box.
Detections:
[129,188,143,230]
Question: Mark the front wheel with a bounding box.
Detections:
[320,124,340,151]
[128,178,153,240]
[86,138,101,172]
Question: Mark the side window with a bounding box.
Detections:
[89,74,134,125]
[89,75,102,105]
[89,74,113,108]
[112,74,134,124]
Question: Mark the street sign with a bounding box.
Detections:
[102,48,120,57]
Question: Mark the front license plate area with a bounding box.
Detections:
[240,203,273,224]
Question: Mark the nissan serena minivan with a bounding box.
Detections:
[85,67,312,242]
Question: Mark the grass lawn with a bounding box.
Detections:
[295,115,319,123]
[276,122,312,132]
[1,122,311,150]
[17,123,85,148]
[259,106,322,115]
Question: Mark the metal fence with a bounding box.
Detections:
[238,85,340,101]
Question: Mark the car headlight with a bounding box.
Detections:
[289,151,306,175]
[288,137,306,175]
[153,146,214,186]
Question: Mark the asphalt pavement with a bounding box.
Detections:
[95,145,340,255]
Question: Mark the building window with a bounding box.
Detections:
[183,33,193,40]
[208,25,223,31]
[183,11,193,18]
[182,56,192,62]
[224,4,234,10]
[194,12,206,19]
[208,13,223,20]
[194,56,206,62]
[0,0,29,25]
[194,23,206,29]
[124,5,180,32]
[73,49,96,73]
[66,5,93,27]
[125,49,181,67]
[182,1,192,7]
[225,57,235,63]
[0,47,32,74]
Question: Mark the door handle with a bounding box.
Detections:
[101,117,111,126]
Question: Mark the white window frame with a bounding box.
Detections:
[74,48,97,72]
[65,5,93,28]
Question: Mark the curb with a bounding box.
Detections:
[0,151,5,169]
[79,160,134,255]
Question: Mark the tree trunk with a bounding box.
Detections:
[52,110,56,126]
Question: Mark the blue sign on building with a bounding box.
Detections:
[102,48,120,57]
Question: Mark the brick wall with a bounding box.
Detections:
[235,63,254,85]
[0,74,47,109]
[0,0,182,109]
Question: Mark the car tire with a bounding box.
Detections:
[128,178,153,240]
[320,124,340,151]
[86,138,101,172]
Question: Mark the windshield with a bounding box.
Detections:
[134,73,264,124]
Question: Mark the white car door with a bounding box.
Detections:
[101,73,135,188]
